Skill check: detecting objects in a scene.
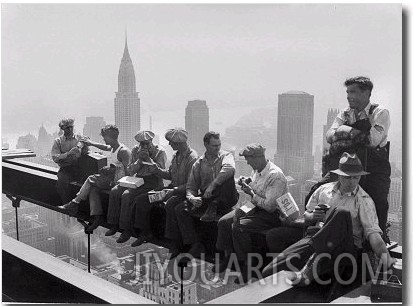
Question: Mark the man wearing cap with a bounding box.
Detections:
[172,131,239,258]
[262,152,396,287]
[125,128,198,248]
[51,118,89,204]
[57,125,131,232]
[325,76,391,242]
[214,143,290,283]
[105,130,167,243]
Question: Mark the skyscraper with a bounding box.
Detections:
[322,108,340,152]
[83,116,106,143]
[37,125,53,157]
[185,100,209,155]
[114,35,140,150]
[16,133,37,152]
[274,91,314,184]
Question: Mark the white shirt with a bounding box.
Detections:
[326,102,390,148]
[250,161,288,213]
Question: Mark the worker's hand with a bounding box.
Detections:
[388,257,398,270]
[136,150,150,161]
[203,184,216,199]
[189,197,203,208]
[79,136,92,146]
[241,184,254,197]
[68,146,81,158]
[163,188,176,201]
[312,205,327,222]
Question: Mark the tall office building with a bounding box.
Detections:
[274,91,314,184]
[185,100,209,155]
[16,133,37,152]
[83,117,106,143]
[322,108,340,152]
[2,213,56,254]
[114,35,140,150]
[388,177,402,213]
[37,125,53,157]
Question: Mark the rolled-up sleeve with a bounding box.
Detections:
[213,153,235,186]
[305,185,323,212]
[176,154,198,194]
[186,161,201,200]
[369,108,390,148]
[359,197,383,239]
[326,113,345,144]
[155,150,167,169]
[252,174,288,213]
[51,139,64,163]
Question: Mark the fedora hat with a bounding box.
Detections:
[330,152,370,176]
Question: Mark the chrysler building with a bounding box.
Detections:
[114,35,140,149]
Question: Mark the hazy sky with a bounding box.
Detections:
[1,4,402,160]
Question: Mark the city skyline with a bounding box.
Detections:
[2,4,402,167]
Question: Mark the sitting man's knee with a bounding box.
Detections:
[174,202,186,215]
[334,206,351,216]
[217,215,232,230]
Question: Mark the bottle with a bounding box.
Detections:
[315,204,330,228]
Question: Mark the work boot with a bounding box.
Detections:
[286,253,317,287]
[200,201,218,222]
[86,215,104,233]
[131,233,154,247]
[212,255,230,273]
[116,230,132,243]
[58,201,79,217]
[105,225,119,237]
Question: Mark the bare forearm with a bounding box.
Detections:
[369,233,393,268]
[88,141,111,151]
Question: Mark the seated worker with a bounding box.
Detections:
[170,131,239,258]
[214,144,299,284]
[261,152,396,287]
[105,130,167,243]
[127,128,198,248]
[51,118,89,204]
[58,125,131,232]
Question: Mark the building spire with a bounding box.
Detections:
[123,27,130,60]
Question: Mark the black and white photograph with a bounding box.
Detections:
[2,3,404,304]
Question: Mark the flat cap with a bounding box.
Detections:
[165,128,188,143]
[239,143,266,157]
[134,130,155,142]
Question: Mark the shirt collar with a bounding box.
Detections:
[176,146,191,158]
[199,150,224,161]
[63,134,76,141]
[346,102,371,116]
[362,102,372,115]
[257,160,271,176]
[333,182,359,196]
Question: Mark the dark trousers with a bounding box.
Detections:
[108,179,160,228]
[216,208,282,262]
[360,173,390,236]
[56,165,81,204]
[172,181,238,246]
[266,226,304,254]
[75,174,112,216]
[262,207,359,278]
[133,192,186,235]
[163,194,188,241]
